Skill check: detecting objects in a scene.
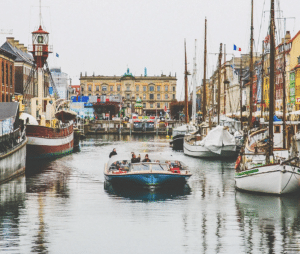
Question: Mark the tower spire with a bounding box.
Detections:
[39,0,42,27]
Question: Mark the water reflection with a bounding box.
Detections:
[0,176,26,250]
[236,191,300,253]
[104,181,191,202]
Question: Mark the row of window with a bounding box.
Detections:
[127,102,168,109]
[84,93,175,101]
[1,62,13,87]
[83,85,176,92]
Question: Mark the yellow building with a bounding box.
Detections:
[79,69,177,115]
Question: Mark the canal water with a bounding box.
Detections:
[1,134,300,253]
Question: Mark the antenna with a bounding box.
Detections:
[39,0,42,26]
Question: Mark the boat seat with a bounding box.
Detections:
[171,167,181,173]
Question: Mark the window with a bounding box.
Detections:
[165,94,168,99]
[149,86,154,92]
[150,103,153,108]
[274,125,281,133]
[126,85,130,91]
[6,64,8,85]
[173,86,176,92]
[136,94,139,99]
[88,85,92,91]
[117,85,120,91]
[2,62,4,84]
[157,86,161,91]
[157,94,160,100]
[102,86,107,91]
[165,102,168,107]
[81,86,84,92]
[143,103,146,108]
[10,66,12,87]
[157,103,160,108]
[88,94,91,96]
[136,86,139,92]
[143,94,146,99]
[143,86,147,92]
[110,86,113,91]
[173,94,175,100]
[150,94,154,99]
[165,86,168,92]
[96,86,99,91]
[126,94,130,99]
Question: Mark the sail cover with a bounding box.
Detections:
[196,125,236,154]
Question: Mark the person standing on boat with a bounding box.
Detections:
[109,148,117,158]
[142,154,151,162]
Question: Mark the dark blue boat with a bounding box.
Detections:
[104,154,192,187]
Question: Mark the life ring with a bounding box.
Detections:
[235,156,242,170]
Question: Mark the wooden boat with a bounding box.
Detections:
[234,0,300,195]
[104,154,192,187]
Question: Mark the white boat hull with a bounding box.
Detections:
[183,142,237,158]
[235,164,300,194]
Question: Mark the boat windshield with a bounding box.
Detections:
[131,163,168,172]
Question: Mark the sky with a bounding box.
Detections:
[1,0,300,100]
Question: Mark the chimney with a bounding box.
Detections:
[23,46,28,53]
[285,31,291,43]
[18,43,24,50]
[13,40,20,48]
[6,37,15,46]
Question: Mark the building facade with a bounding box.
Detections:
[79,69,177,116]
[50,67,69,100]
[0,48,16,102]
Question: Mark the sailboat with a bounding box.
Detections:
[171,40,196,150]
[234,0,300,195]
[183,20,238,158]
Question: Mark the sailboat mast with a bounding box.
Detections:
[202,18,207,122]
[261,40,265,118]
[240,57,243,129]
[192,40,197,124]
[224,44,227,116]
[282,33,287,149]
[269,0,275,156]
[184,39,189,124]
[217,43,223,125]
[249,0,254,129]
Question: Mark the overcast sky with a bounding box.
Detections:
[1,0,299,100]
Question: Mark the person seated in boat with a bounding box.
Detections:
[110,161,120,170]
[121,160,129,171]
[174,161,182,169]
[142,154,151,162]
[109,148,117,158]
[166,160,173,170]
[131,154,140,163]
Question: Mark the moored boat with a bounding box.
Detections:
[104,154,192,187]
[0,102,27,184]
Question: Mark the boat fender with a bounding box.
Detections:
[235,156,242,170]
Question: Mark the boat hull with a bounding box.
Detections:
[0,138,27,184]
[105,172,191,187]
[26,124,74,160]
[183,142,237,158]
[171,134,185,150]
[235,164,300,194]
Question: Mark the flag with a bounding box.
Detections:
[233,44,241,51]
[56,53,59,57]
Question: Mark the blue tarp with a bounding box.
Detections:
[273,115,281,121]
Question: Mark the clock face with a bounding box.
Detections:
[38,35,44,43]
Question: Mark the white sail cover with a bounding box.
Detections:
[196,125,236,154]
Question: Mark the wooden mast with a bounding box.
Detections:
[184,39,189,124]
[217,43,223,125]
[269,0,275,157]
[261,40,265,118]
[202,18,207,122]
[282,31,287,149]
[249,0,254,128]
[224,44,227,116]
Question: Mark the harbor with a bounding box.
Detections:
[2,0,300,253]
[1,134,300,253]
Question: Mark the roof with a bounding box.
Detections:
[0,41,34,65]
[0,48,17,60]
[32,25,49,34]
[0,102,19,121]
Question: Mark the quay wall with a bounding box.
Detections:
[84,120,185,135]
[0,138,27,184]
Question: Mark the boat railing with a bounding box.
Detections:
[0,127,26,156]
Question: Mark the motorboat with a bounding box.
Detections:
[170,124,197,150]
[104,154,192,187]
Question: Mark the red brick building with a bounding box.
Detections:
[0,48,16,102]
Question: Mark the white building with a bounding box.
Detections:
[50,67,70,100]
